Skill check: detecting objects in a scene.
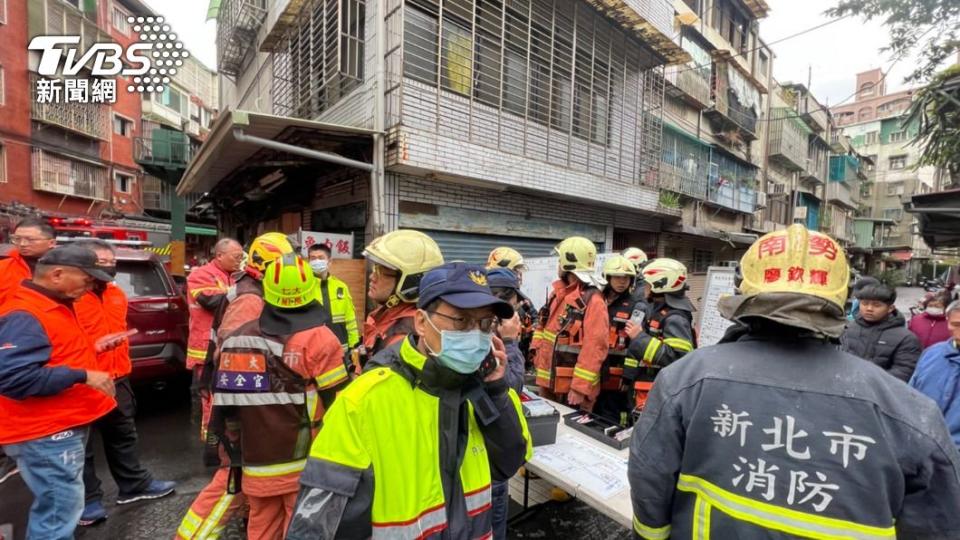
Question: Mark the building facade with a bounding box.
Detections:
[833,68,937,278]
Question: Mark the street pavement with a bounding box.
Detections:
[68,287,928,539]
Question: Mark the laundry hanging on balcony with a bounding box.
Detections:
[726,67,759,114]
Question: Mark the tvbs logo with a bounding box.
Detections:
[28,15,188,101]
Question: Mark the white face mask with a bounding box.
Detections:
[926,307,945,317]
[309,259,329,275]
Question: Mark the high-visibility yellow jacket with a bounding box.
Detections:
[314,274,359,348]
[287,336,532,539]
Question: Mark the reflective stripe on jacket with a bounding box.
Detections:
[290,336,531,539]
[629,331,960,539]
[186,262,234,368]
[315,274,359,348]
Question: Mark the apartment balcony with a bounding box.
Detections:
[30,77,108,140]
[767,110,809,172]
[134,135,193,170]
[707,182,757,214]
[664,65,712,109]
[801,160,827,185]
[826,181,857,210]
[658,163,708,199]
[217,0,268,77]
[31,149,109,201]
[706,87,758,142]
[142,176,202,212]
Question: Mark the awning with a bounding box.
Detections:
[906,188,960,249]
[177,110,379,196]
[186,225,217,236]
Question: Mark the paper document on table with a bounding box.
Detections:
[533,434,628,499]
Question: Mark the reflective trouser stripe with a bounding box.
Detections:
[633,515,671,540]
[573,367,599,385]
[663,337,694,353]
[677,475,896,539]
[532,331,544,341]
[643,339,662,363]
[536,368,552,381]
[243,458,308,477]
[315,364,349,388]
[187,348,207,360]
[372,503,448,539]
[182,492,234,540]
[212,392,305,406]
[465,484,492,516]
[693,497,712,540]
[624,357,639,368]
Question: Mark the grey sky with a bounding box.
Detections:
[146,0,924,107]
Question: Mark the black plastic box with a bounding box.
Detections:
[524,405,560,447]
[562,411,633,450]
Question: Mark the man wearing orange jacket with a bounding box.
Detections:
[0,217,57,305]
[361,230,444,365]
[0,245,118,540]
[176,232,293,540]
[531,237,609,411]
[74,240,176,526]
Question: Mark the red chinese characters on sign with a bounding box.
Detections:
[787,267,804,283]
[809,270,828,286]
[764,268,782,283]
[758,236,787,259]
[336,239,351,255]
[808,237,838,261]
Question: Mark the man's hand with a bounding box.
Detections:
[484,335,508,383]
[624,320,643,340]
[85,370,116,397]
[567,389,586,407]
[95,330,137,353]
[498,313,522,341]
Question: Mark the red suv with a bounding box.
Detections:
[114,249,189,382]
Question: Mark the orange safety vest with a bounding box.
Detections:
[0,285,116,444]
[75,283,131,379]
[0,249,32,306]
[186,262,234,369]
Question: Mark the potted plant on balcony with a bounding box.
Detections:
[659,190,682,210]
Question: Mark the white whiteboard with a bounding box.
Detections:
[696,266,737,347]
[520,253,617,310]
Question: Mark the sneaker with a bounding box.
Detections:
[78,500,108,527]
[116,480,176,505]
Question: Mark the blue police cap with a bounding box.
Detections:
[418,262,514,319]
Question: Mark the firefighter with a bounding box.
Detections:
[595,255,640,426]
[628,225,960,539]
[176,232,293,540]
[621,247,649,308]
[185,239,244,372]
[531,237,609,411]
[307,242,360,350]
[209,253,349,539]
[0,217,57,305]
[486,247,537,362]
[287,262,530,539]
[361,230,444,363]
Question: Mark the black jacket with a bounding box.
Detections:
[629,325,960,539]
[840,311,922,382]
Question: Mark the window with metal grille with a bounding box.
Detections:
[112,6,131,35]
[273,0,366,119]
[692,249,712,273]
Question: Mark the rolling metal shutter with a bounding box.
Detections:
[424,230,604,265]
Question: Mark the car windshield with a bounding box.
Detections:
[116,261,170,298]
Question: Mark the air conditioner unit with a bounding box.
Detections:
[755,192,768,208]
[794,206,808,220]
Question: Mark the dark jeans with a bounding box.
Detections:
[83,377,152,502]
[491,480,510,540]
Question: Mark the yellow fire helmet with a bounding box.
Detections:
[642,258,688,294]
[602,255,637,278]
[247,232,294,274]
[739,224,849,309]
[555,236,597,283]
[363,229,445,303]
[262,252,318,309]
[621,247,648,271]
[486,247,526,271]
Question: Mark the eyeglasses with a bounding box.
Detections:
[10,235,51,245]
[372,265,399,279]
[427,310,497,332]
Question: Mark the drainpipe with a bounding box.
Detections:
[371,0,388,236]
